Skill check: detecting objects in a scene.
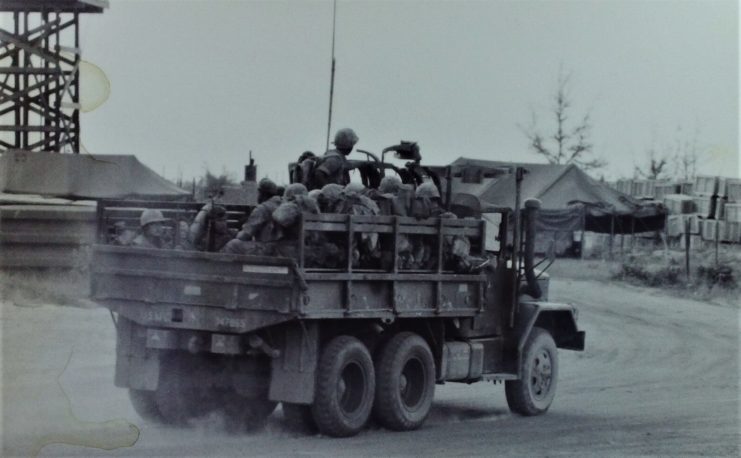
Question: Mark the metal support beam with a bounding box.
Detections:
[0,2,106,153]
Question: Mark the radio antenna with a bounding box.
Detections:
[325,0,337,151]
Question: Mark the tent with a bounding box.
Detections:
[0,150,190,200]
[449,157,666,237]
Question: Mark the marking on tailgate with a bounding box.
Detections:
[184,285,202,296]
[242,265,289,274]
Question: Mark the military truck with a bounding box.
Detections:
[91,150,584,438]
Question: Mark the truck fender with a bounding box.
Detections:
[516,301,585,354]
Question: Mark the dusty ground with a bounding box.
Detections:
[1,272,739,457]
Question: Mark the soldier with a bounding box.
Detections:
[222,186,284,255]
[411,182,445,219]
[290,151,318,189]
[112,221,136,246]
[337,182,380,267]
[257,177,281,204]
[272,183,319,233]
[188,203,236,251]
[131,209,169,249]
[439,212,484,273]
[317,183,344,213]
[368,175,408,216]
[312,128,358,187]
[406,182,447,269]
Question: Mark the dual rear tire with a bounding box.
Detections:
[309,332,436,437]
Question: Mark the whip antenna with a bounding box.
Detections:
[325,0,337,151]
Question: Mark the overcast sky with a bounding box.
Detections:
[79,0,739,184]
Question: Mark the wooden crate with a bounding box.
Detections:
[724,203,741,223]
[724,179,741,202]
[693,196,714,218]
[701,219,721,241]
[723,221,741,243]
[693,175,718,196]
[664,194,695,214]
[654,183,679,201]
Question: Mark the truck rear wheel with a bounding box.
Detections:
[311,335,375,437]
[374,332,435,431]
[154,353,212,425]
[505,327,558,416]
[129,389,164,423]
[282,403,317,433]
[223,392,277,433]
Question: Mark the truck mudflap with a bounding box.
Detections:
[516,300,585,352]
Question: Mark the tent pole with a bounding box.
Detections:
[609,214,615,260]
[630,216,635,252]
[580,206,586,259]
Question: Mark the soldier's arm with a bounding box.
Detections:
[237,204,269,241]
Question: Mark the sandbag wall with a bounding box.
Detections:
[0,203,97,271]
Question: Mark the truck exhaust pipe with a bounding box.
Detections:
[521,198,542,299]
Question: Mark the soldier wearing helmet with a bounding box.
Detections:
[317,183,344,213]
[257,177,280,204]
[312,128,358,188]
[188,203,236,252]
[412,182,444,219]
[131,209,169,248]
[369,175,408,216]
[291,151,318,189]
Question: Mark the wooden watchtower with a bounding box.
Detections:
[0,0,108,153]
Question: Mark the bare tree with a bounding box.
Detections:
[671,125,699,180]
[634,146,670,180]
[197,168,238,198]
[522,71,606,171]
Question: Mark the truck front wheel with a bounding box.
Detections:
[374,332,435,431]
[311,335,375,437]
[505,327,559,416]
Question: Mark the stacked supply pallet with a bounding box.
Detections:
[692,175,720,219]
[663,194,695,214]
[654,182,679,201]
[719,177,741,243]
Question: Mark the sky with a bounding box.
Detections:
[75,0,739,184]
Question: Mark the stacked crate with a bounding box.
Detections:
[692,175,719,219]
[654,182,679,201]
[720,177,741,243]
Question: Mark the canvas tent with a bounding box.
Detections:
[448,158,666,251]
[0,150,190,200]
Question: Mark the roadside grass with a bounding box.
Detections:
[549,246,740,306]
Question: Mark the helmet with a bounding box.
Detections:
[298,151,316,162]
[258,177,278,195]
[343,182,365,197]
[415,182,440,199]
[320,183,344,202]
[333,128,359,151]
[140,209,168,227]
[379,176,403,194]
[272,202,301,227]
[283,183,308,200]
[308,189,322,200]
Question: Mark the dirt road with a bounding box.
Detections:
[2,278,738,456]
